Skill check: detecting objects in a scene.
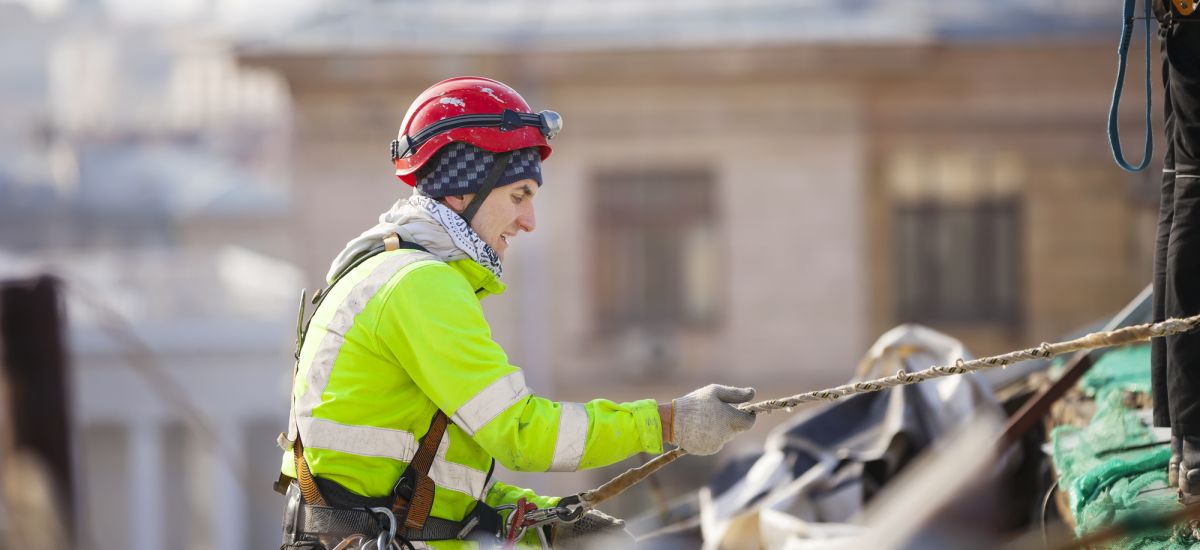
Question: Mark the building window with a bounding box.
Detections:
[591,169,720,334]
[895,199,1022,325]
[887,150,1023,326]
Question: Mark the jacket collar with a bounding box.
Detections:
[446,258,506,298]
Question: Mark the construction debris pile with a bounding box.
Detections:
[1050,344,1192,548]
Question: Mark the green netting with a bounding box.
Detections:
[1050,344,1200,548]
[1079,345,1153,398]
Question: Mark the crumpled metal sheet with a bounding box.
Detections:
[699,324,1005,550]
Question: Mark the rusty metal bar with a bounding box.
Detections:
[997,285,1151,448]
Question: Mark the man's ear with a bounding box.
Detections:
[440,194,471,213]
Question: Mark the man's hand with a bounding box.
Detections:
[669,384,756,455]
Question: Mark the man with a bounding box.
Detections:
[1150,0,1200,505]
[278,76,757,549]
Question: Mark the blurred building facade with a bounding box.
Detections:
[0,2,295,549]
[0,0,1160,548]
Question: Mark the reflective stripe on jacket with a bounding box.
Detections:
[280,248,663,547]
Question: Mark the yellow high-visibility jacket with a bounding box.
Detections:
[281,248,663,548]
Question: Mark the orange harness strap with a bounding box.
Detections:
[294,436,327,506]
[394,411,449,529]
[293,411,450,531]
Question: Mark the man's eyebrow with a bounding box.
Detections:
[515,185,534,197]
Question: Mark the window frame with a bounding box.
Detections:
[589,168,723,335]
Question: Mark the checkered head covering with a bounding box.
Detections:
[415,142,542,199]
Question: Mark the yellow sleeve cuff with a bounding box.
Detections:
[631,398,664,455]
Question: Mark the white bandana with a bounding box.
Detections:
[325,193,503,284]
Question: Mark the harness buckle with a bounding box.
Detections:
[392,474,414,502]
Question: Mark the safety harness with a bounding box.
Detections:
[277,234,505,549]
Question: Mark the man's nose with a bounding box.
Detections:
[517,206,536,233]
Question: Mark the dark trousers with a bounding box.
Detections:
[1152,6,1200,433]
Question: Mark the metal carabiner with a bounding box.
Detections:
[502,498,532,547]
[504,496,589,550]
[364,507,397,550]
[493,495,590,549]
[535,525,551,549]
[552,494,586,524]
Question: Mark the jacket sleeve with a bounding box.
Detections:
[375,262,664,472]
[484,480,559,509]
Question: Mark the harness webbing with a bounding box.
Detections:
[294,437,326,506]
[395,411,449,529]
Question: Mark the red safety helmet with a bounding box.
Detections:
[391,76,561,185]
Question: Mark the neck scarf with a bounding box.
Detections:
[325,192,502,284]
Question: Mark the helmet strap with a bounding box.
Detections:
[459,151,513,225]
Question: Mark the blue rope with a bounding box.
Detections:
[1108,0,1154,172]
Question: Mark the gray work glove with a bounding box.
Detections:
[552,509,634,549]
[671,384,756,456]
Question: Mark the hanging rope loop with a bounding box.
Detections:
[1108,0,1154,172]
